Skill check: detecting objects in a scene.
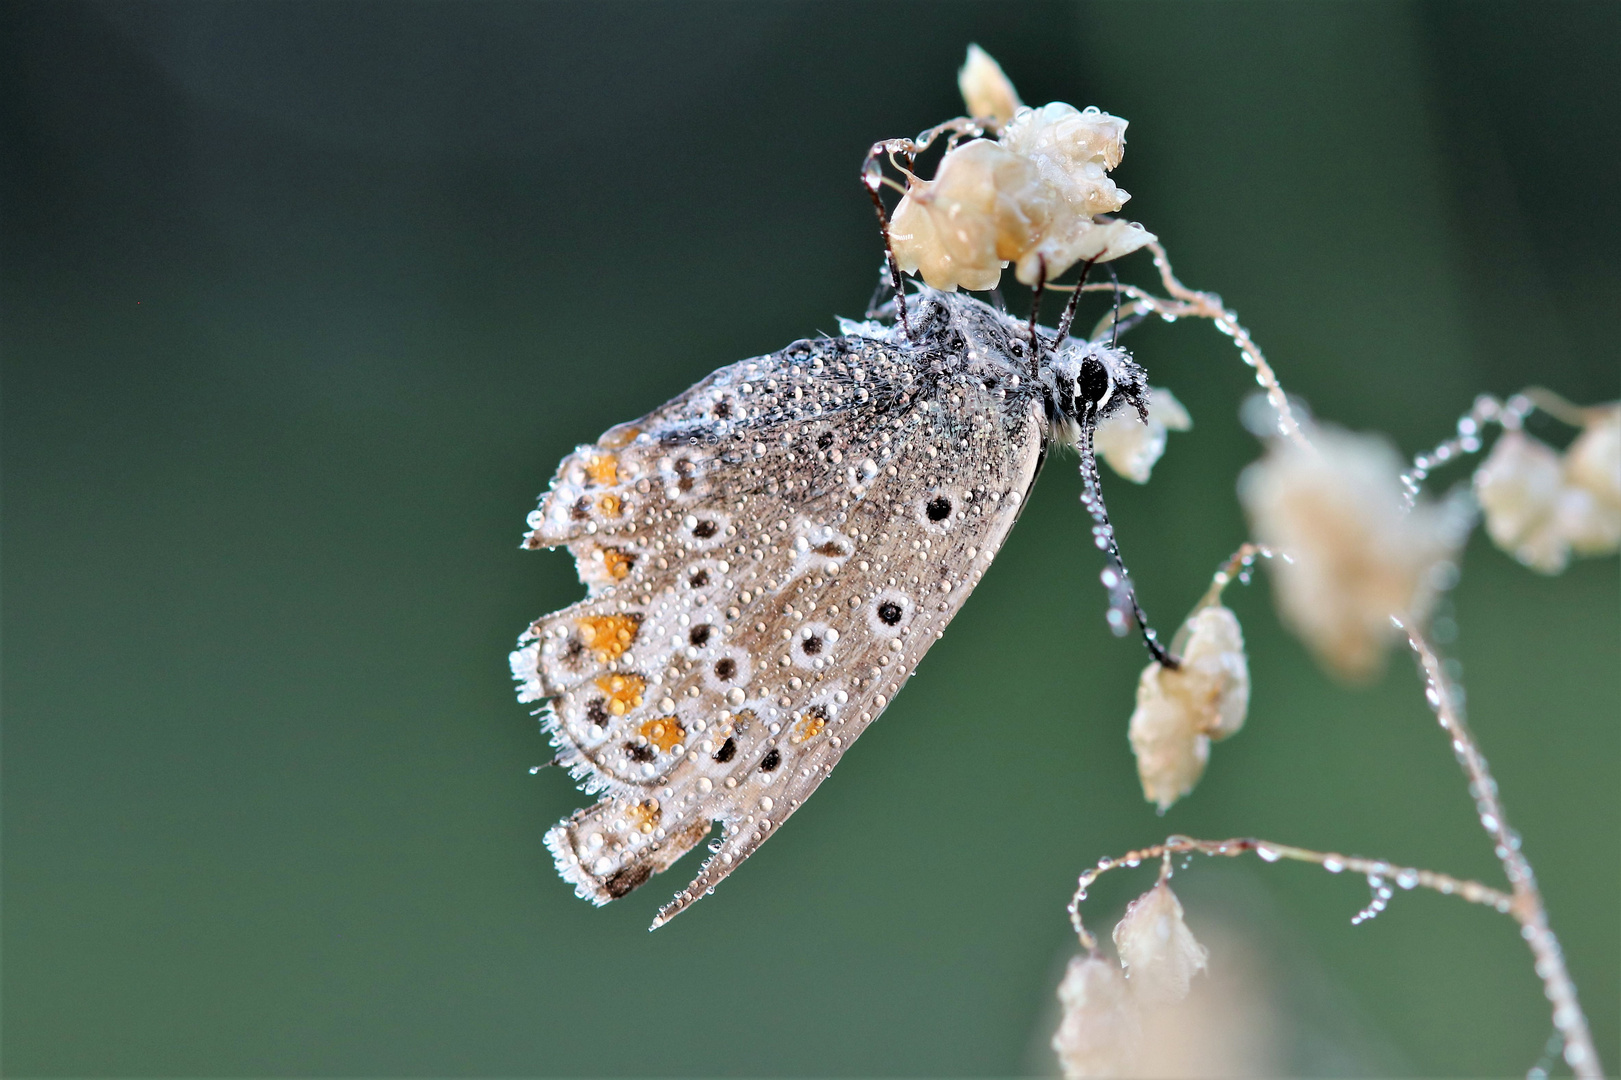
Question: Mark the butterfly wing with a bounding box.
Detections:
[514,310,1045,926]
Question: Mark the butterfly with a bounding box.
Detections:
[511,284,1160,928]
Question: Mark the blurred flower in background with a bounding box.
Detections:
[1239,426,1471,680]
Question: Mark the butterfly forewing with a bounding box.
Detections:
[513,296,1046,925]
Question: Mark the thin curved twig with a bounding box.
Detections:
[1067,834,1512,953]
[1395,621,1601,1078]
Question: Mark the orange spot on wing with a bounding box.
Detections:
[599,425,641,450]
[790,708,827,744]
[594,673,646,715]
[624,798,661,834]
[585,454,619,486]
[637,716,685,753]
[576,613,640,662]
[601,548,634,579]
[597,493,623,516]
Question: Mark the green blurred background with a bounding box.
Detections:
[4,2,1616,1075]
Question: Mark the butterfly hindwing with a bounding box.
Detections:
[513,295,1047,924]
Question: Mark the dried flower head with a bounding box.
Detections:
[958,44,1021,126]
[1239,426,1469,680]
[1113,879,1210,1004]
[888,49,1155,292]
[1052,955,1141,1079]
[1474,430,1572,573]
[1472,406,1620,573]
[999,102,1153,284]
[1096,386,1192,483]
[889,139,1050,292]
[1560,405,1621,556]
[1128,605,1249,811]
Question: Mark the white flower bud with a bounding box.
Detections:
[888,88,1155,292]
[958,45,1021,126]
[1001,102,1155,283]
[1127,676,1208,815]
[1474,430,1570,573]
[1128,606,1248,810]
[1239,427,1470,680]
[1113,880,1209,1004]
[1002,101,1128,179]
[1052,955,1141,1079]
[1181,606,1250,738]
[889,139,1048,292]
[1561,406,1621,555]
[1096,386,1192,483]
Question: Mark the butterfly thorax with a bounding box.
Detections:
[867,287,1150,452]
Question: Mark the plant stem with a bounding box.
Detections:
[1396,622,1601,1078]
[1067,834,1512,954]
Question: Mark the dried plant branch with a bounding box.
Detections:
[1143,239,1312,451]
[1402,392,1532,506]
[1402,386,1620,509]
[1066,834,1512,954]
[962,55,1610,1076]
[1521,386,1611,429]
[1191,542,1279,615]
[1116,244,1605,1074]
[1394,621,1601,1078]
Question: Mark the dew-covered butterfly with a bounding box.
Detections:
[511,48,1173,927]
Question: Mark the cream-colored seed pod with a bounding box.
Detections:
[889,49,1155,292]
[1561,406,1621,555]
[889,139,1050,292]
[1052,955,1141,1079]
[1096,386,1193,483]
[1113,880,1210,1004]
[958,44,1021,126]
[1128,605,1248,810]
[1240,426,1468,680]
[1474,430,1570,573]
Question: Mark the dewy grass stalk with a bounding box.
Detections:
[868,45,1613,1080]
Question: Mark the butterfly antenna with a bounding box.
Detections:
[1107,263,1123,348]
[1027,255,1048,369]
[1077,408,1180,669]
[861,146,912,343]
[1054,255,1101,344]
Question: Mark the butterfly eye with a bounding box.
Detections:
[1077,355,1113,409]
